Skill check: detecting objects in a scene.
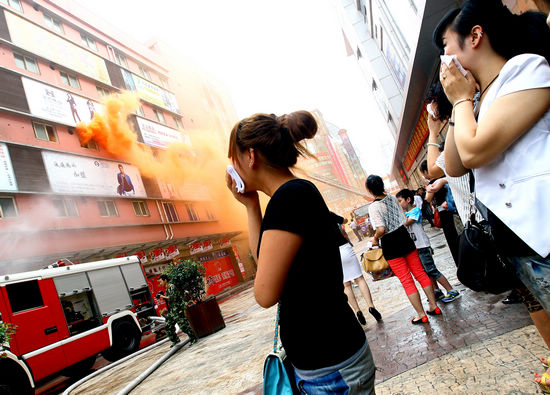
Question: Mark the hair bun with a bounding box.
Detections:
[280,111,317,142]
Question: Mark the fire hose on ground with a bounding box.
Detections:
[63,318,187,395]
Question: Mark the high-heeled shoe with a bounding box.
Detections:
[369,307,382,322]
[356,311,367,325]
[411,315,429,324]
[426,307,442,316]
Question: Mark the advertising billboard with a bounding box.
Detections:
[5,11,111,84]
[41,151,147,197]
[22,77,102,127]
[136,117,188,150]
[0,143,17,192]
[121,69,179,114]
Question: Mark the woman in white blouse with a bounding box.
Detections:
[434,0,550,389]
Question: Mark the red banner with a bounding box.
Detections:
[202,240,213,252]
[219,237,231,248]
[136,250,147,264]
[149,248,165,263]
[203,251,239,295]
[189,242,203,255]
[164,244,179,260]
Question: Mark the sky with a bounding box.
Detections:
[74,0,398,175]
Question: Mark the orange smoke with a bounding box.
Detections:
[76,91,247,232]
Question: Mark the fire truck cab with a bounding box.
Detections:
[0,256,160,394]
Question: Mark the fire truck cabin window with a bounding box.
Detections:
[6,280,44,313]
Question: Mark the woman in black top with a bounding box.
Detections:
[226,111,375,393]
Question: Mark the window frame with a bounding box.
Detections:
[185,203,199,221]
[0,196,18,218]
[114,51,128,68]
[80,33,97,51]
[97,199,118,217]
[0,0,22,12]
[162,201,179,223]
[44,14,64,34]
[81,138,99,151]
[132,200,150,216]
[159,76,169,89]
[153,109,166,124]
[96,86,110,97]
[6,280,44,314]
[173,116,183,129]
[13,52,39,74]
[60,71,80,89]
[33,121,58,142]
[138,64,151,80]
[53,198,79,217]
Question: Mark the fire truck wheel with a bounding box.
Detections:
[0,360,33,395]
[60,354,96,377]
[101,319,141,362]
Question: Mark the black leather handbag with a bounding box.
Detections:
[456,172,517,294]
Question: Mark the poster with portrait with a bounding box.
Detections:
[41,151,147,197]
[22,77,103,127]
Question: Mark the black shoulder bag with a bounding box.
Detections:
[456,171,517,294]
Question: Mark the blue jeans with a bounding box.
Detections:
[294,341,375,394]
[508,255,550,312]
[417,247,442,280]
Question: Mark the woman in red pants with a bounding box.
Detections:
[366,174,440,324]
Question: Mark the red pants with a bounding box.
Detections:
[387,250,432,295]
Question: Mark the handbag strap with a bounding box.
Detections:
[273,302,280,353]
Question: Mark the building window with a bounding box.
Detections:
[13,53,39,74]
[0,0,22,12]
[44,14,63,34]
[173,116,183,129]
[60,71,80,89]
[136,105,145,117]
[33,122,57,142]
[114,51,128,68]
[138,64,151,80]
[162,202,179,222]
[80,33,97,51]
[97,200,118,217]
[96,86,110,97]
[0,197,17,218]
[53,198,79,217]
[6,281,44,313]
[153,109,166,124]
[185,203,199,221]
[159,77,169,89]
[81,138,99,150]
[206,207,216,221]
[132,200,149,216]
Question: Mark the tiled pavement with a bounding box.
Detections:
[72,226,548,394]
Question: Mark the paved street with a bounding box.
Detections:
[71,227,547,394]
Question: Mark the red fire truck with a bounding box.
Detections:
[0,256,162,394]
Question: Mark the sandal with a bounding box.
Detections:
[536,372,550,394]
[426,307,442,316]
[542,356,550,369]
[411,315,428,324]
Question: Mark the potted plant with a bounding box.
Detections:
[165,258,225,341]
[0,322,16,357]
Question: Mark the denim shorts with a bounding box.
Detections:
[293,340,376,394]
[507,255,550,313]
[417,247,442,280]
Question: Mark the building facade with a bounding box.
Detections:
[0,0,253,295]
[298,109,370,216]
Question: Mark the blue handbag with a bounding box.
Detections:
[263,303,294,395]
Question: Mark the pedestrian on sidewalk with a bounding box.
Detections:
[226,111,375,393]
[396,189,460,304]
[366,174,439,325]
[349,216,363,242]
[433,0,550,390]
[416,187,435,227]
[330,211,382,325]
